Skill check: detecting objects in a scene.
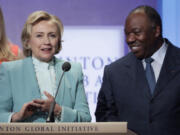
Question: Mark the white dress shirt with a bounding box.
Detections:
[32,56,56,99]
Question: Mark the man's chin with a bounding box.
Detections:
[133,52,144,60]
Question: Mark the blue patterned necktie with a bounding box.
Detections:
[145,57,156,94]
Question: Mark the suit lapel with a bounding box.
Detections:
[23,57,41,99]
[123,53,137,93]
[124,53,152,99]
[154,42,180,97]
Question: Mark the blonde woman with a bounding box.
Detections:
[0,10,91,122]
[0,7,23,64]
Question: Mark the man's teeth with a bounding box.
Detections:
[132,46,139,50]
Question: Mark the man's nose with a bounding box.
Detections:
[126,33,136,44]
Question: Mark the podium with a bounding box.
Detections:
[0,122,137,135]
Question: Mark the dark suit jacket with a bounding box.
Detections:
[95,39,180,135]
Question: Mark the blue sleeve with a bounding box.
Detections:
[0,63,13,122]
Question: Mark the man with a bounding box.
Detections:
[95,5,180,135]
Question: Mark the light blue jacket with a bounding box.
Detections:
[0,57,91,122]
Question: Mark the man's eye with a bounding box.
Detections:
[134,31,141,35]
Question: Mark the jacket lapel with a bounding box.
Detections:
[23,57,41,99]
[124,53,152,99]
[54,58,65,104]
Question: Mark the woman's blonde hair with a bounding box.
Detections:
[0,7,17,61]
[21,10,64,57]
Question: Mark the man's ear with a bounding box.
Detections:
[155,26,161,37]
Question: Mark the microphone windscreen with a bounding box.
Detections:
[62,62,71,72]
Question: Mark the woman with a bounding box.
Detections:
[0,7,23,64]
[0,11,91,122]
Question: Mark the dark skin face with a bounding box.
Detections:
[124,11,162,59]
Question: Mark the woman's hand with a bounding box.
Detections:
[33,91,62,115]
[33,91,54,112]
[11,101,41,122]
[12,91,62,122]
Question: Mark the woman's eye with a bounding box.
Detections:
[50,34,57,38]
[36,34,42,38]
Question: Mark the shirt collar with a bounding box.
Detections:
[151,39,168,65]
[32,56,55,70]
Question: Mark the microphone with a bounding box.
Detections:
[46,62,71,122]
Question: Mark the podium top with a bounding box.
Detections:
[0,122,137,135]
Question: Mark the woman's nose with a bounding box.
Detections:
[44,36,50,44]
